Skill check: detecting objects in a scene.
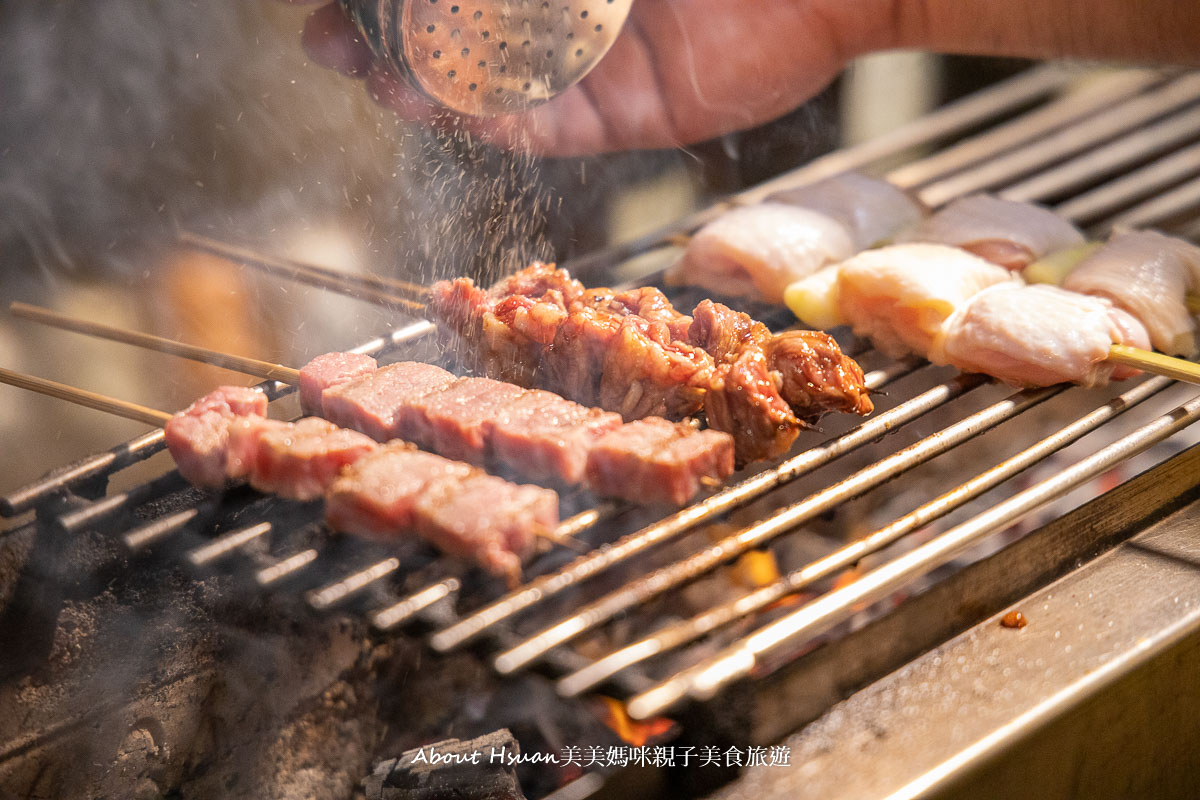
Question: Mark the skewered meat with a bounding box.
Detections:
[429,263,873,464]
[668,203,857,303]
[414,473,556,583]
[326,440,558,584]
[786,243,1154,388]
[767,171,926,250]
[164,385,268,487]
[940,283,1151,387]
[899,195,1085,271]
[299,351,378,416]
[322,361,457,442]
[487,390,622,485]
[166,394,561,580]
[403,376,528,464]
[1063,230,1200,357]
[670,172,925,304]
[325,443,474,535]
[225,416,377,501]
[686,299,870,461]
[307,359,732,503]
[584,418,735,506]
[834,243,1015,359]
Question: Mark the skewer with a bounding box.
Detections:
[10,302,302,385]
[177,230,429,312]
[0,366,172,427]
[0,365,579,555]
[18,299,1200,392]
[1107,345,1200,385]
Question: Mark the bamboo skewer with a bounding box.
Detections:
[177,230,429,312]
[1107,345,1200,385]
[0,363,579,555]
[16,300,1200,391]
[10,302,302,385]
[0,367,173,427]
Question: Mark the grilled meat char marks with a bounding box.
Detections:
[430,263,872,465]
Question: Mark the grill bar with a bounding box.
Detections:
[427,359,934,653]
[307,557,403,610]
[635,388,1200,720]
[999,106,1200,204]
[1106,172,1200,230]
[1055,142,1200,225]
[554,376,1173,697]
[913,73,1200,206]
[885,68,1167,191]
[186,521,274,567]
[492,376,1057,675]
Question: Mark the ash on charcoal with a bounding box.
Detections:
[365,729,527,800]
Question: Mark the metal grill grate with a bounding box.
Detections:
[5,65,1200,734]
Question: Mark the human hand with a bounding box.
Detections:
[294,0,898,156]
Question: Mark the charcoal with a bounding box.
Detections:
[365,729,527,800]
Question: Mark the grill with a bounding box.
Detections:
[6,64,1200,798]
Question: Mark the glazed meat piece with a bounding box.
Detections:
[229,416,377,501]
[596,316,714,420]
[592,285,694,341]
[768,171,925,249]
[704,348,802,464]
[414,472,558,584]
[764,330,873,417]
[941,283,1152,387]
[540,301,623,407]
[322,361,456,442]
[689,300,872,424]
[900,195,1085,270]
[164,385,268,488]
[687,299,772,363]
[403,377,528,464]
[325,443,474,537]
[487,390,623,485]
[669,202,857,303]
[429,262,576,385]
[298,351,378,416]
[1063,230,1200,357]
[836,243,1015,359]
[585,418,735,506]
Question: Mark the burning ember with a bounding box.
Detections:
[590,696,675,748]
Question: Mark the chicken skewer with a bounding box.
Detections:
[0,368,568,583]
[10,302,735,506]
[784,242,1200,388]
[668,172,926,303]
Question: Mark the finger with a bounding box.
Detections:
[302,2,373,77]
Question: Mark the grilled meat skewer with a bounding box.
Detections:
[429,262,873,463]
